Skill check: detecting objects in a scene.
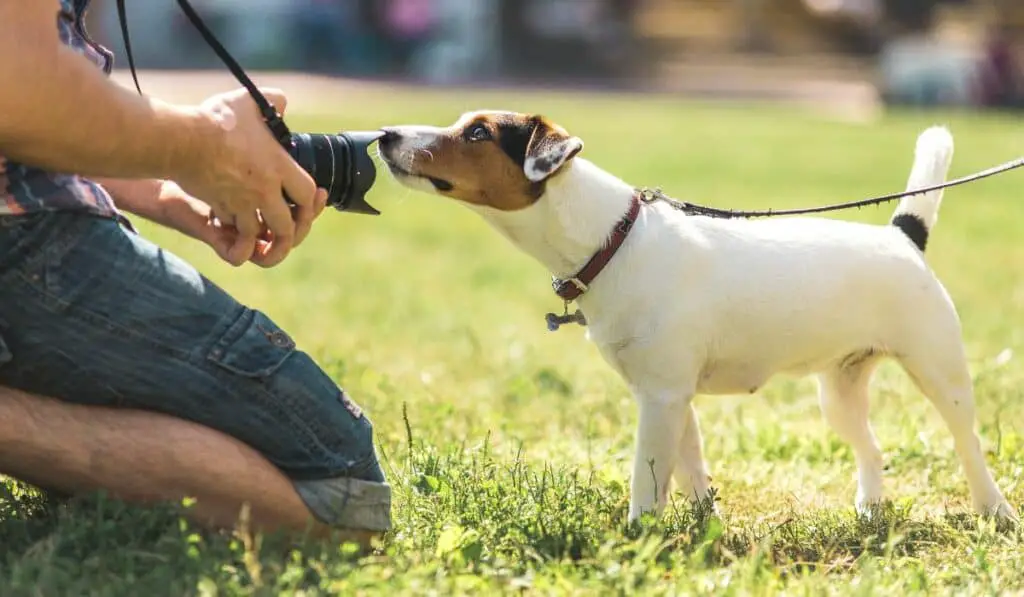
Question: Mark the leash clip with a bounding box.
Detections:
[637,187,663,204]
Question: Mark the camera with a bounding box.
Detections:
[115,0,387,215]
[285,131,385,215]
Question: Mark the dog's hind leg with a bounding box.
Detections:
[817,356,885,515]
[672,403,714,509]
[895,330,1017,521]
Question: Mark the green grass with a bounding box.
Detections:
[3,85,1024,596]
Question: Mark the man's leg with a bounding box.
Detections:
[0,211,391,543]
[0,386,376,547]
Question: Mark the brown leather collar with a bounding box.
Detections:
[552,191,642,302]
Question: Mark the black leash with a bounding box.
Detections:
[114,0,293,146]
[638,155,1024,219]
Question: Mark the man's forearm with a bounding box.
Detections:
[0,3,219,181]
[96,177,213,241]
[94,178,164,220]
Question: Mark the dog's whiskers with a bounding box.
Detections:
[397,149,417,170]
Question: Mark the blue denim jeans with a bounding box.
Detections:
[0,210,390,531]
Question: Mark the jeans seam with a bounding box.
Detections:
[286,449,382,483]
[14,273,196,361]
[271,383,375,477]
[2,213,194,360]
[0,213,71,281]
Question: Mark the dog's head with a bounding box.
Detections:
[376,110,584,210]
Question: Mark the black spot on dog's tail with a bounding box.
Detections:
[891,213,929,252]
[890,126,954,253]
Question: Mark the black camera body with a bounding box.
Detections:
[283,131,385,215]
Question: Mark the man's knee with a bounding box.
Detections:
[200,307,392,530]
[203,307,382,476]
[263,353,392,532]
[0,210,391,530]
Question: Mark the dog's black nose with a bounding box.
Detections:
[379,127,400,146]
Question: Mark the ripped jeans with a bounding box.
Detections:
[0,210,390,532]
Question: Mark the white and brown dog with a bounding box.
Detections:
[377,110,1018,524]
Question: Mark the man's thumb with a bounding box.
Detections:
[258,87,288,114]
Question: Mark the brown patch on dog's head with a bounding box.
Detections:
[378,110,584,211]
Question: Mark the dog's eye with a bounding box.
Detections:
[465,124,491,142]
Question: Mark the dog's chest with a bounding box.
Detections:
[586,304,849,396]
[588,327,773,394]
[695,360,774,395]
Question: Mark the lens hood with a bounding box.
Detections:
[336,130,385,215]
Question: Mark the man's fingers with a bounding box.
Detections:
[279,155,317,247]
[232,209,262,239]
[227,211,261,266]
[314,187,328,217]
[255,186,298,267]
[292,188,326,247]
[249,235,276,268]
[258,87,288,114]
[201,216,249,267]
[212,232,238,265]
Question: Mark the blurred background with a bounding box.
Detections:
[85,0,1024,113]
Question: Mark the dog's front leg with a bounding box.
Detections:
[628,390,693,523]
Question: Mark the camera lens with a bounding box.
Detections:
[286,131,384,215]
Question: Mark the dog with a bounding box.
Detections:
[376,110,1018,524]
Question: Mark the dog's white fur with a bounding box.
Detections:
[381,119,1017,523]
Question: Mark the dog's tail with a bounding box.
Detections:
[890,126,954,253]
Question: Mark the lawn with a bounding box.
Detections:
[2,84,1024,596]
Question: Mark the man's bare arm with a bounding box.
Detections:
[94,177,212,240]
[0,2,218,181]
[0,2,321,267]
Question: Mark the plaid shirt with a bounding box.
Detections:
[0,0,119,218]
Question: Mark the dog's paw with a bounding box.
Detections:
[854,497,889,521]
[983,501,1020,526]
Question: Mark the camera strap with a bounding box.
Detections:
[114,0,293,146]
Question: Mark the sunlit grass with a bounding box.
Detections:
[2,85,1023,595]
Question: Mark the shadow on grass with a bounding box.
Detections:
[657,496,962,575]
[0,480,366,596]
[389,413,1019,580]
[0,480,241,596]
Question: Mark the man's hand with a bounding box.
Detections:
[0,4,326,268]
[165,181,329,266]
[173,87,322,268]
[96,178,328,267]
[0,4,254,198]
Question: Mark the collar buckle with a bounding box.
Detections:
[551,277,588,299]
[566,277,589,293]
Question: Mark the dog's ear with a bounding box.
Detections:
[522,117,584,183]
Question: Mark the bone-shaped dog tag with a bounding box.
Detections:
[545,307,587,332]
